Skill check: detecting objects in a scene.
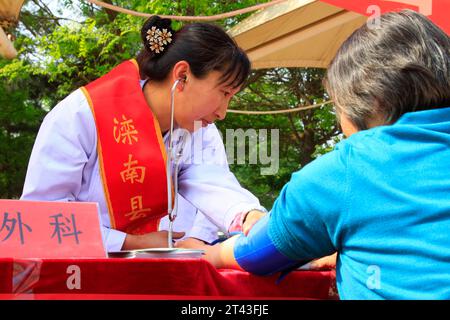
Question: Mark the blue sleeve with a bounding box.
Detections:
[267,147,348,261]
[233,213,310,275]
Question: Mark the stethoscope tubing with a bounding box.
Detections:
[167,78,184,248]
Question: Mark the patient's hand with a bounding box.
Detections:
[175,238,221,267]
[176,236,242,270]
[175,237,209,250]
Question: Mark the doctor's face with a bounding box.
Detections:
[174,70,241,132]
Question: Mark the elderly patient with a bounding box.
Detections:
[177,10,450,299]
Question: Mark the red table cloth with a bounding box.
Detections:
[0,258,337,299]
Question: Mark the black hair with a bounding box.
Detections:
[137,16,251,89]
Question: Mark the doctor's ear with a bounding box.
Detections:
[172,60,190,90]
[177,75,188,91]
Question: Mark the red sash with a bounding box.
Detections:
[81,60,168,235]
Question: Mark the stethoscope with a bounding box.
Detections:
[166,78,187,248]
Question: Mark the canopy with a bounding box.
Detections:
[321,0,448,33]
[229,0,449,69]
[0,0,25,59]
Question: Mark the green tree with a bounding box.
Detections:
[217,68,340,208]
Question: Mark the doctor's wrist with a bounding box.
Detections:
[122,234,140,250]
[242,209,267,236]
[228,208,267,235]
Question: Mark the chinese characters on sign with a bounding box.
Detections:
[0,200,106,259]
[0,212,32,245]
[49,213,82,244]
[0,211,83,245]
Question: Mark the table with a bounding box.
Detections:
[0,258,336,299]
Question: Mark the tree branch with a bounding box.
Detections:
[286,113,303,148]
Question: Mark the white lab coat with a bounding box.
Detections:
[21,88,265,251]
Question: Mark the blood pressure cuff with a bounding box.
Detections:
[233,213,307,276]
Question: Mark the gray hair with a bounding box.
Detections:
[324,10,450,130]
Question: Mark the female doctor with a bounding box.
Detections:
[21,16,266,252]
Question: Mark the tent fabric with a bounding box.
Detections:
[321,0,449,34]
[0,0,25,27]
[0,0,25,59]
[230,0,449,69]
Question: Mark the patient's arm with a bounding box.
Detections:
[175,235,242,270]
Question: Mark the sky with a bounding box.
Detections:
[45,0,84,22]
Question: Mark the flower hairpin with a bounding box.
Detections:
[146,26,173,54]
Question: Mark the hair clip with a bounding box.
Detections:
[145,26,173,54]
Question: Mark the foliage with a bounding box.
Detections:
[217,68,340,207]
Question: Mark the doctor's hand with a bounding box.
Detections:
[122,231,185,250]
[242,210,266,236]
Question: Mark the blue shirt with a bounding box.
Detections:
[268,107,450,299]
